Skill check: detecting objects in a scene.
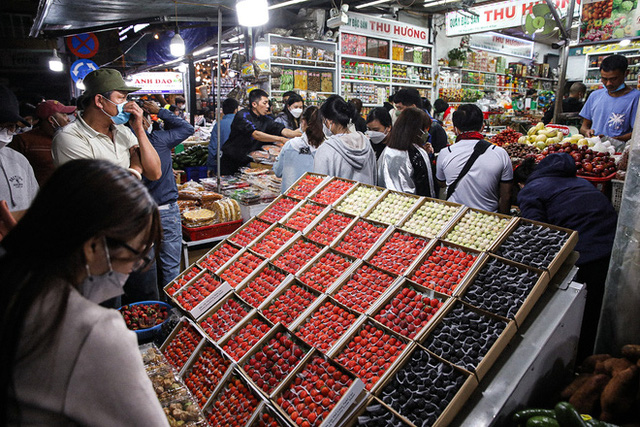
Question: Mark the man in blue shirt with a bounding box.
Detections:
[207,98,238,172]
[580,54,640,142]
[123,100,194,302]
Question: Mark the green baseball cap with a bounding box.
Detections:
[81,68,141,97]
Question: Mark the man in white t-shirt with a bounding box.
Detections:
[436,104,512,213]
[52,69,161,180]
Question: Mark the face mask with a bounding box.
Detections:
[101,96,131,125]
[395,109,402,117]
[80,238,130,304]
[16,126,32,134]
[610,83,626,92]
[290,108,303,118]
[323,122,333,138]
[67,114,76,124]
[51,117,63,132]
[366,130,387,144]
[0,127,17,147]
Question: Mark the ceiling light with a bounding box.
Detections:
[255,39,270,60]
[356,0,391,9]
[154,33,160,39]
[236,0,269,26]
[228,34,245,43]
[619,39,631,47]
[269,0,309,10]
[134,23,149,33]
[170,33,186,57]
[76,79,85,90]
[178,63,188,73]
[49,49,63,72]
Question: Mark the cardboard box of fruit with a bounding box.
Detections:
[169,268,232,320]
[235,262,293,310]
[440,207,515,252]
[284,172,330,200]
[456,254,550,329]
[218,248,268,289]
[196,293,254,343]
[310,176,358,206]
[258,194,304,224]
[271,235,325,276]
[347,395,413,427]
[180,339,232,409]
[164,264,203,298]
[295,247,361,294]
[194,239,241,276]
[248,223,300,259]
[282,200,331,234]
[227,216,272,248]
[363,190,422,226]
[418,299,517,381]
[218,310,274,362]
[160,319,205,375]
[202,368,264,426]
[330,217,393,260]
[334,183,387,217]
[490,217,578,278]
[258,278,323,328]
[399,197,465,239]
[364,228,432,277]
[303,208,357,247]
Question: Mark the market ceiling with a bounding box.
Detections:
[30,0,496,37]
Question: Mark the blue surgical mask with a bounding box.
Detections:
[611,83,626,92]
[101,96,131,125]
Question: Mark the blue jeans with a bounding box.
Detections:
[122,202,182,303]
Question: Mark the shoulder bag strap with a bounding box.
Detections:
[446,139,492,200]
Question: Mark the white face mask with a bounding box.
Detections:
[323,122,333,138]
[80,238,130,304]
[16,125,32,134]
[290,108,303,118]
[0,127,17,148]
[67,114,76,124]
[366,130,387,144]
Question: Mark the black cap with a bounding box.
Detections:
[0,85,29,126]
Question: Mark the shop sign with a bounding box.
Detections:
[469,32,534,59]
[0,50,49,69]
[128,72,184,94]
[343,12,430,45]
[579,0,639,44]
[445,0,580,36]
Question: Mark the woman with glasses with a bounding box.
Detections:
[0,159,168,426]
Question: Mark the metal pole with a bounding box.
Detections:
[188,55,197,126]
[551,0,576,125]
[216,7,222,193]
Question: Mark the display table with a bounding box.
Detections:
[455,254,585,426]
[181,235,230,267]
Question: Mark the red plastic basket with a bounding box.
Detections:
[182,219,242,241]
[578,172,616,198]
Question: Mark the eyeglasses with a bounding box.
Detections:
[105,237,154,273]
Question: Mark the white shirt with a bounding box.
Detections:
[11,286,169,426]
[52,114,138,168]
[378,145,435,197]
[436,139,513,212]
[0,146,39,212]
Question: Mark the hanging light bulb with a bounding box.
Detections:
[236,0,269,26]
[254,39,270,60]
[49,49,64,72]
[170,32,186,57]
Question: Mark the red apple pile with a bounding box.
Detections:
[167,266,201,296]
[373,286,444,339]
[273,238,322,274]
[242,331,308,394]
[369,231,429,275]
[220,251,264,288]
[163,322,202,371]
[410,245,477,295]
[174,273,224,311]
[237,265,286,308]
[333,264,395,313]
[299,252,353,292]
[260,196,299,223]
[334,219,386,259]
[284,202,325,231]
[538,142,617,178]
[296,301,358,352]
[311,179,355,205]
[199,297,250,341]
[251,226,295,258]
[277,355,353,427]
[306,211,353,246]
[222,317,272,361]
[230,218,271,247]
[262,283,318,326]
[207,376,259,426]
[198,242,240,272]
[286,174,325,199]
[184,345,231,407]
[336,322,406,390]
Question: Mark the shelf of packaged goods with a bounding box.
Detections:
[440,66,556,82]
[440,66,501,75]
[270,60,337,71]
[271,89,335,95]
[391,81,433,88]
[341,53,391,62]
[362,103,384,107]
[341,72,391,80]
[391,59,432,68]
[340,78,391,85]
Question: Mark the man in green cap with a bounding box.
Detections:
[52,68,161,180]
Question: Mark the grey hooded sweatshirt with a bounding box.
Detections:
[313,132,376,185]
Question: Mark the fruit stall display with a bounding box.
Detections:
[146,173,579,426]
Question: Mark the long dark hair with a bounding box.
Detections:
[302,106,324,148]
[387,107,431,151]
[280,93,303,129]
[0,159,161,423]
[320,95,356,127]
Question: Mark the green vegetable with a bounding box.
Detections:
[526,416,560,427]
[613,0,622,8]
[513,409,557,423]
[554,402,587,427]
[620,0,633,11]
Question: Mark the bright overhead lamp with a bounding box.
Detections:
[619,39,631,47]
[49,49,63,72]
[236,0,269,26]
[170,33,186,57]
[178,63,188,73]
[269,0,309,10]
[356,0,391,9]
[254,39,270,60]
